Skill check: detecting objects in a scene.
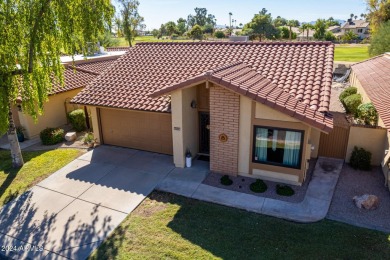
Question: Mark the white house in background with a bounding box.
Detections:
[340,19,370,39]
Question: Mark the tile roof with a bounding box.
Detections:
[51,58,119,95]
[351,54,390,130]
[72,42,334,130]
[75,59,117,74]
[105,47,131,52]
[341,20,369,29]
[153,62,333,131]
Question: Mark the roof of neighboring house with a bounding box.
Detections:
[351,54,390,130]
[341,20,369,29]
[105,47,131,52]
[327,26,341,32]
[51,57,120,95]
[72,42,334,131]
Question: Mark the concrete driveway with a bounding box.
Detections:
[0,146,175,260]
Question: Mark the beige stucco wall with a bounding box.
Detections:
[309,128,321,158]
[255,102,300,122]
[18,89,82,138]
[345,126,387,165]
[182,87,199,159]
[238,96,252,175]
[89,106,101,144]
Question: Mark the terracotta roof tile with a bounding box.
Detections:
[72,41,334,126]
[51,58,120,95]
[352,54,390,130]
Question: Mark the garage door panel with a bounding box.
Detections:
[100,109,173,155]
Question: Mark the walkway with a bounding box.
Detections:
[0,146,175,259]
[158,157,343,223]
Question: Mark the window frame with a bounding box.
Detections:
[252,125,305,170]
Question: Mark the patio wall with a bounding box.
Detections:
[345,125,387,165]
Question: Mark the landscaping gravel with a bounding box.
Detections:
[202,159,317,203]
[327,164,390,233]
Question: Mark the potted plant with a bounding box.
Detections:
[83,132,96,148]
[16,126,25,142]
[185,149,192,168]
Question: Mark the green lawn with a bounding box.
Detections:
[334,45,370,62]
[91,191,390,259]
[0,149,81,206]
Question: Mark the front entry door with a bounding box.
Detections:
[199,112,210,154]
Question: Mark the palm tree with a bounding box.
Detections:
[350,13,354,19]
[354,15,358,20]
[229,12,233,35]
[306,24,314,41]
[299,23,308,41]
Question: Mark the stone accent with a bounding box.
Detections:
[65,132,77,142]
[353,194,380,210]
[210,84,239,176]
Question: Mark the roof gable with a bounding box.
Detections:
[152,62,333,132]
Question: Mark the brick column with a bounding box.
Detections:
[209,84,239,176]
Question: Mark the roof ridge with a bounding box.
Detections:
[205,61,247,75]
[351,54,385,67]
[135,41,334,46]
[65,65,99,76]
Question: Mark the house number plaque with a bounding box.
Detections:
[219,133,228,143]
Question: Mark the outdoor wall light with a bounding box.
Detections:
[191,100,197,109]
[311,145,315,151]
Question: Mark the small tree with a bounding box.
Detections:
[324,31,336,41]
[214,31,226,39]
[165,21,177,37]
[189,24,203,40]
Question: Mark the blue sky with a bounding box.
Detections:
[137,0,367,30]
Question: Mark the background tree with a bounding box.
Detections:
[342,30,359,42]
[214,31,226,39]
[119,0,144,47]
[273,16,288,27]
[313,19,327,40]
[0,0,113,167]
[165,21,177,36]
[324,31,336,41]
[366,0,390,34]
[189,24,203,40]
[369,20,390,55]
[287,20,300,40]
[151,29,159,38]
[115,16,124,37]
[158,24,167,38]
[326,17,340,27]
[177,18,187,35]
[243,8,279,41]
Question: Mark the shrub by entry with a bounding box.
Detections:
[250,179,267,193]
[339,87,357,104]
[68,109,86,132]
[220,175,233,186]
[40,127,64,145]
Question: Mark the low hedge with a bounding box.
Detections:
[343,94,362,115]
[250,179,267,193]
[339,86,357,105]
[68,109,86,132]
[276,184,295,196]
[220,175,233,186]
[40,127,64,145]
[356,103,378,126]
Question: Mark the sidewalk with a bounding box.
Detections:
[157,157,343,223]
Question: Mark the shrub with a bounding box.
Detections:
[220,175,233,186]
[276,184,295,196]
[83,132,95,144]
[40,127,64,145]
[350,146,372,170]
[68,109,86,132]
[356,103,378,126]
[214,31,225,39]
[250,179,268,193]
[343,94,362,115]
[339,87,357,105]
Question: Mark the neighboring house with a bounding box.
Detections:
[350,53,390,190]
[340,19,369,39]
[72,42,334,186]
[15,53,124,139]
[327,25,341,34]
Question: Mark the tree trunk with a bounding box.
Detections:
[7,104,24,168]
[289,26,292,40]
